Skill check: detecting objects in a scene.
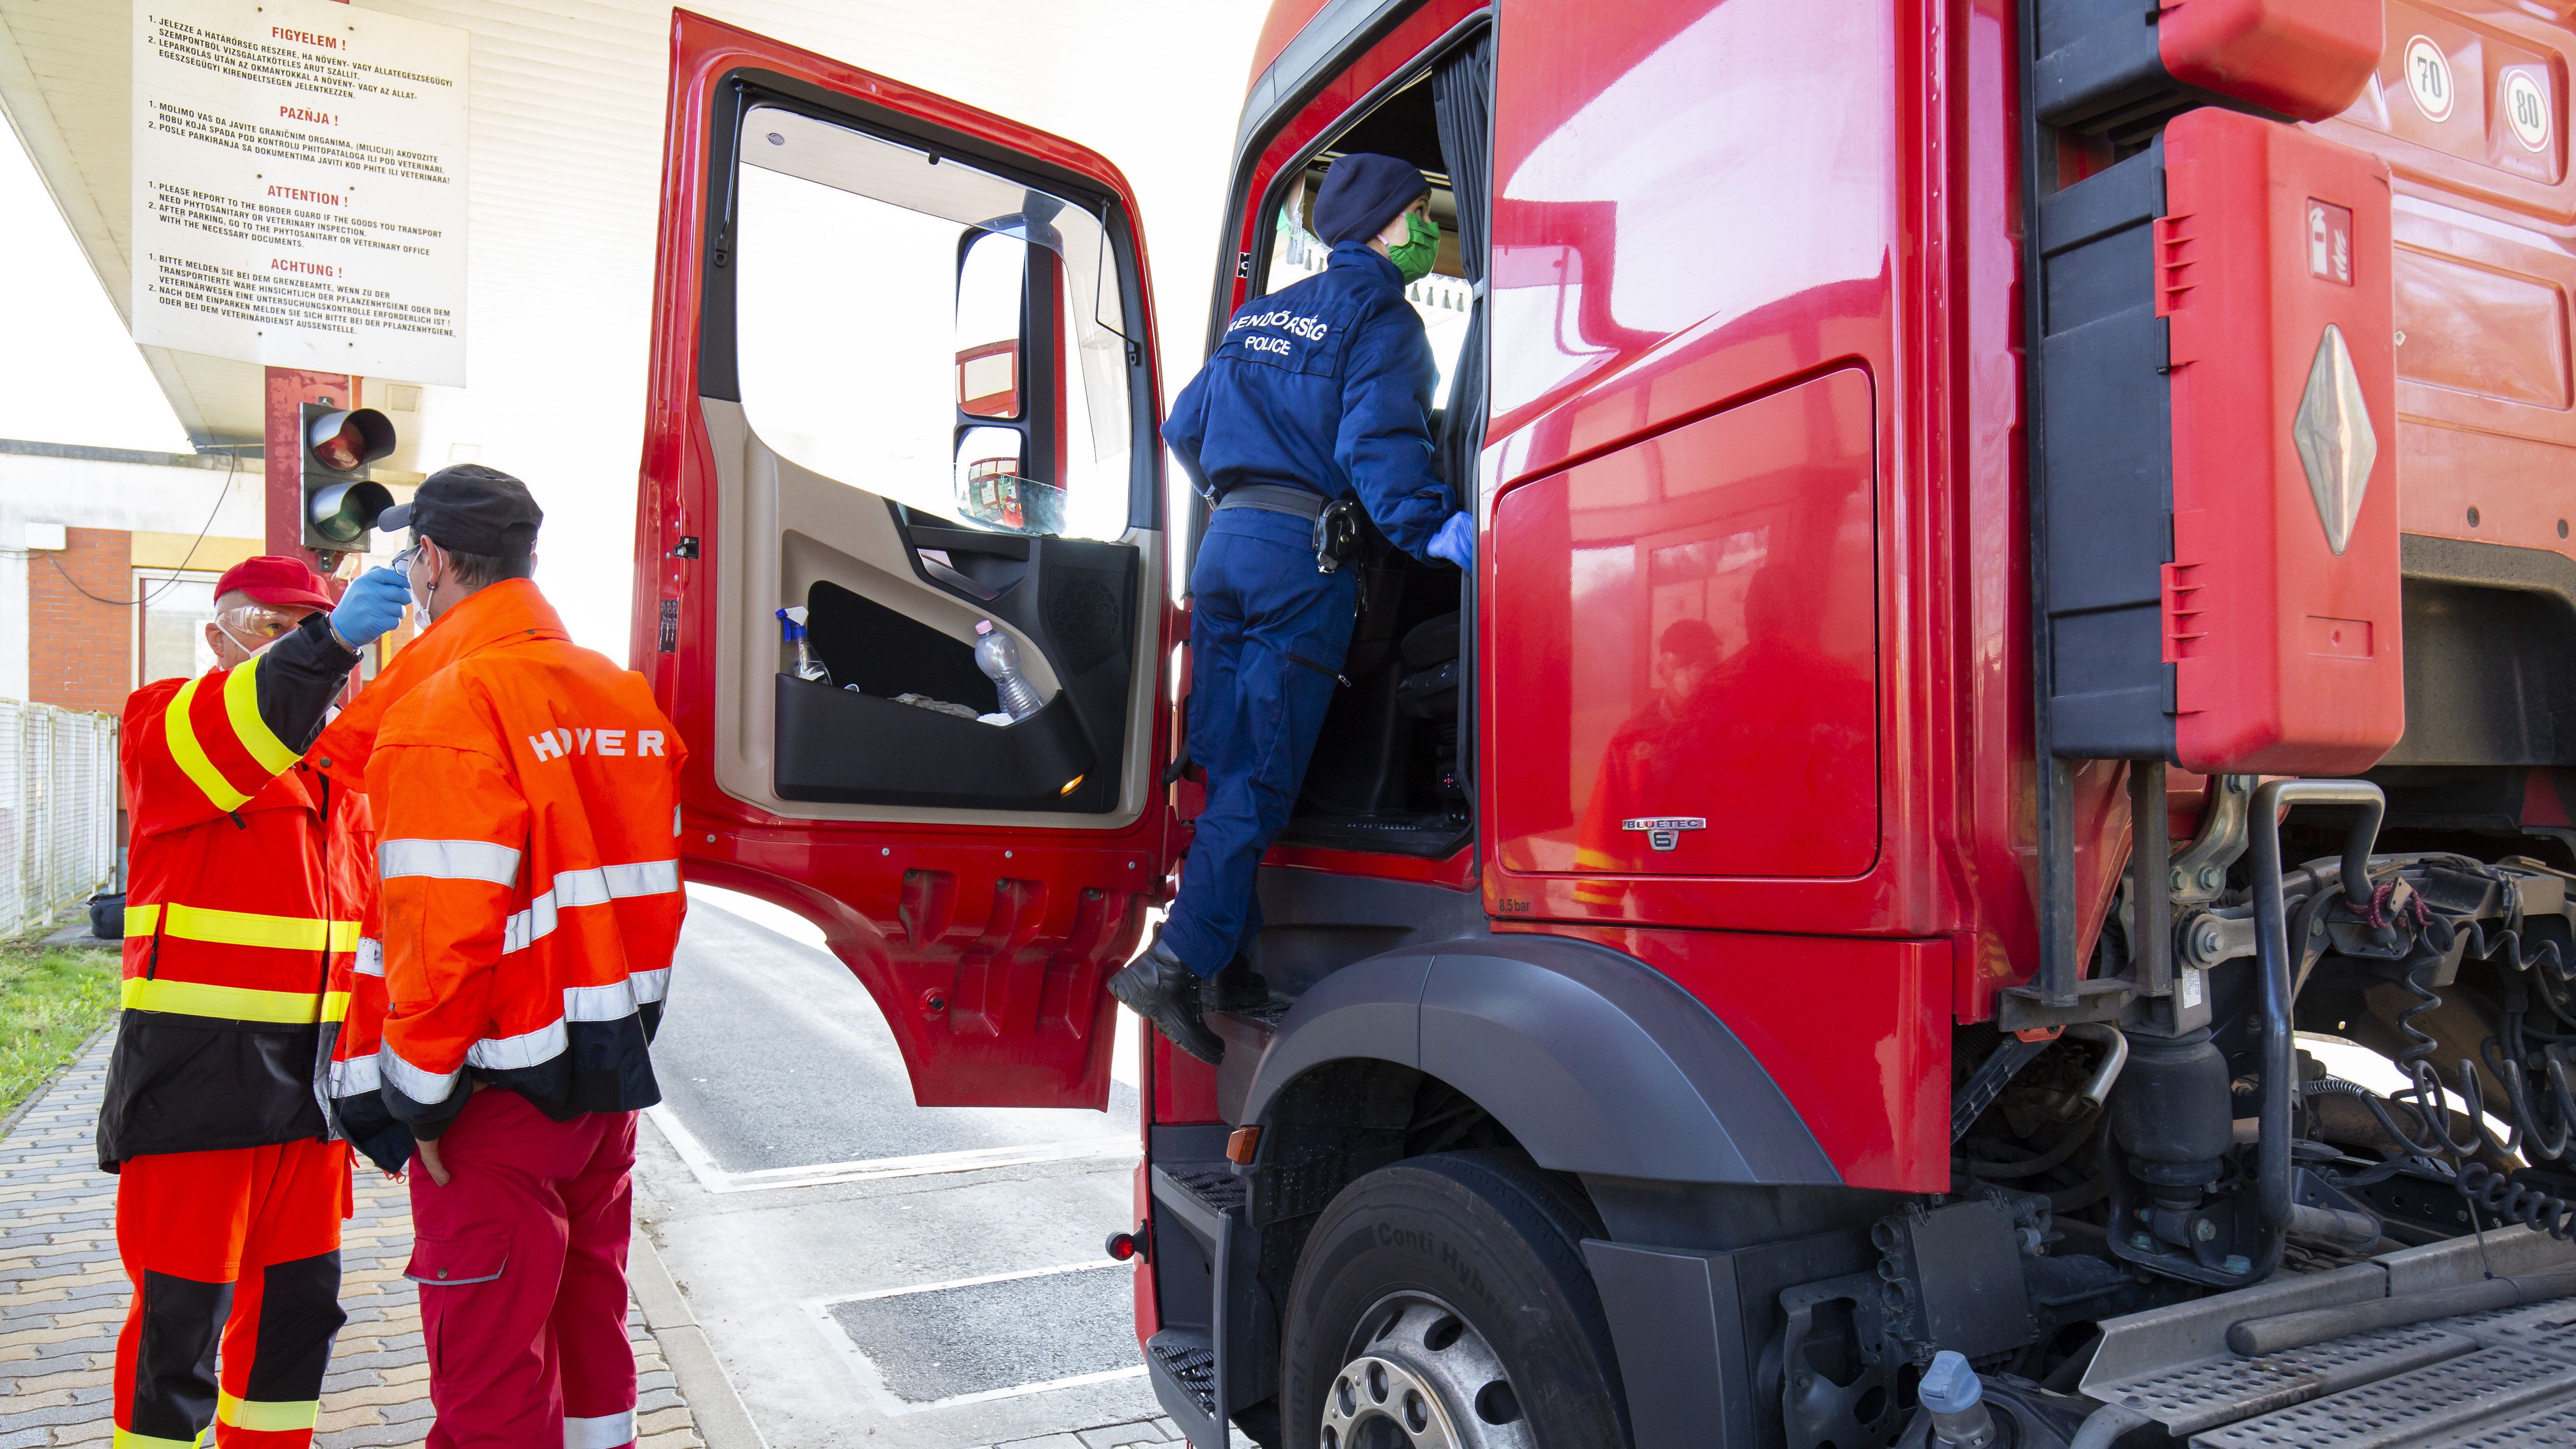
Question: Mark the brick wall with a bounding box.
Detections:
[27,527,132,714]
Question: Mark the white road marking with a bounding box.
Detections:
[645,1105,1136,1195]
[833,1258,1128,1301]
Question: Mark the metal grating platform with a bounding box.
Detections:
[1214,996,1292,1027]
[1149,1335,1218,1417]
[2420,1398,2576,1447]
[2101,1325,2468,1435]
[2081,1232,2576,1448]
[1161,1163,1246,1215]
[2193,1344,2576,1448]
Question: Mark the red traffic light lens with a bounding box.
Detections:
[307,408,396,472]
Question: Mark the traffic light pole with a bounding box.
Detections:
[263,367,356,574]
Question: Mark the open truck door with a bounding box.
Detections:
[632,11,1176,1110]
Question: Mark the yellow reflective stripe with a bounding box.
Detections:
[112,1429,200,1449]
[122,976,323,1024]
[141,903,360,953]
[219,1390,320,1432]
[222,650,302,776]
[322,990,351,1024]
[164,674,249,813]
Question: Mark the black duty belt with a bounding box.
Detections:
[1214,485,1366,575]
[1214,484,1326,520]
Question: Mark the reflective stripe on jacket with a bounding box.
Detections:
[322,580,685,1145]
[100,620,370,1169]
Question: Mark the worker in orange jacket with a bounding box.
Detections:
[104,554,412,1449]
[318,467,685,1449]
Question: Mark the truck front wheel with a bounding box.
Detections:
[1279,1151,1627,1449]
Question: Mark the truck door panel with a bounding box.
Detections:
[1491,368,1880,886]
[637,12,1176,1109]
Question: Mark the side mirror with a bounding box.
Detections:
[955,230,1024,420]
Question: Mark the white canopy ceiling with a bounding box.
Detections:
[0,0,1262,645]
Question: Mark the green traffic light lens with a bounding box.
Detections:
[309,480,395,544]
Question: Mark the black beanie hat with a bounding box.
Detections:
[1312,153,1430,245]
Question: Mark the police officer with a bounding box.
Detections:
[1109,153,1474,1063]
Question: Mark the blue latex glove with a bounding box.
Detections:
[330,567,411,648]
[1428,511,1475,570]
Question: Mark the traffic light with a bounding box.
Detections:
[301,403,396,561]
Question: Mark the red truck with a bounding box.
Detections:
[635,2,2576,1445]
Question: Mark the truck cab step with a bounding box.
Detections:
[1145,1327,1221,1446]
[1151,1159,1246,1253]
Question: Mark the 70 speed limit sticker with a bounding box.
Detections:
[2405,35,2456,122]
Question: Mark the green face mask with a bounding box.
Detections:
[1387,211,1440,284]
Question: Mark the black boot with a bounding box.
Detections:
[1207,955,1270,1013]
[1108,935,1225,1065]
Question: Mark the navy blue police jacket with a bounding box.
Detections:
[1163,241,1454,563]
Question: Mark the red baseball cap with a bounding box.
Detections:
[214,556,337,613]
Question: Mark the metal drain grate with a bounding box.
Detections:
[828,1266,1138,1403]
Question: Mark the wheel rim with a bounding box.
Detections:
[1319,1295,1537,1449]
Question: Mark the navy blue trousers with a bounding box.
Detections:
[1163,508,1359,978]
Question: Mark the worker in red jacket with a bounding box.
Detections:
[103,554,411,1449]
[323,467,686,1449]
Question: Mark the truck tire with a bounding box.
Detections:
[1278,1150,1627,1449]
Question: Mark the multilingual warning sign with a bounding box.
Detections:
[130,0,468,384]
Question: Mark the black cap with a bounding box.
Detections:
[1312,153,1430,245]
[379,464,543,557]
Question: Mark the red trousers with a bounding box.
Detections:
[408,1089,638,1449]
[114,1138,352,1448]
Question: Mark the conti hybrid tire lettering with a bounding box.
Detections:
[1279,1151,1628,1449]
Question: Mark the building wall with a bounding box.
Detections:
[1,441,411,713]
[25,525,134,713]
[0,443,263,713]
[26,525,132,713]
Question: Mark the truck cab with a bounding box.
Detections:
[636,3,2576,1446]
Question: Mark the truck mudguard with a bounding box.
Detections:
[1241,934,1840,1185]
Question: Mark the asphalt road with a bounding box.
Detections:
[651,894,1139,1172]
[636,886,1181,1449]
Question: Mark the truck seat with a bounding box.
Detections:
[1395,611,1459,719]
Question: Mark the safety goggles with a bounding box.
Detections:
[213,602,315,645]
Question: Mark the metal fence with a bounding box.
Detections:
[0,701,119,939]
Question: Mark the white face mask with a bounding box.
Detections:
[394,542,439,620]
[215,621,279,660]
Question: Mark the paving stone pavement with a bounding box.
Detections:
[0,1034,704,1448]
[980,1419,1191,1449]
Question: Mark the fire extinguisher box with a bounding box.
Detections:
[2037,104,2401,776]
[2035,0,2381,139]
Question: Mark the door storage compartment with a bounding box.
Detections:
[773,673,1096,810]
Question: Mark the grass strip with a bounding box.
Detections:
[0,936,121,1120]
